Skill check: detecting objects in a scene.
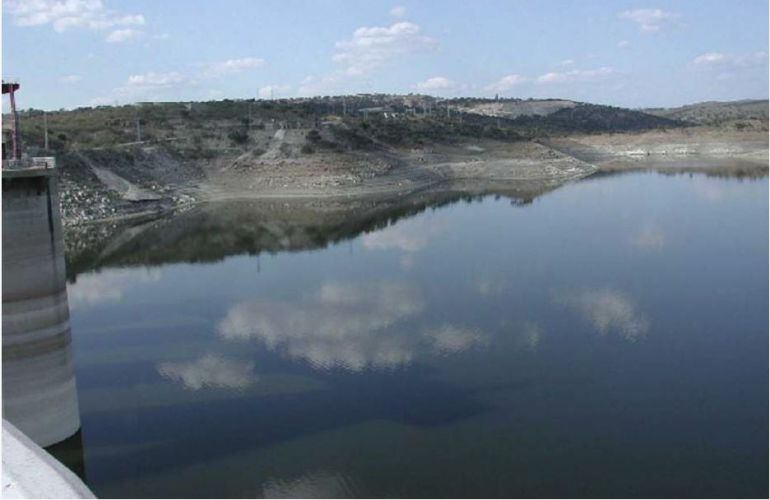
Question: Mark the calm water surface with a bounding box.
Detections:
[61,172,768,498]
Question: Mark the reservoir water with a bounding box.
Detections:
[60,171,768,498]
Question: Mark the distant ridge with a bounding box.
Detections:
[645,99,768,127]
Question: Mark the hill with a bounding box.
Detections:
[12,95,681,156]
[645,99,768,129]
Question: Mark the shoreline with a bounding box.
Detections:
[59,128,767,227]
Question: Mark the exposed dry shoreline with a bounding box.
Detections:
[544,128,768,172]
[58,127,767,227]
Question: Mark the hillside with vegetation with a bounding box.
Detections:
[645,99,768,129]
[13,95,681,157]
[3,95,765,227]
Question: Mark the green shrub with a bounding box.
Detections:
[228,129,249,145]
[306,129,322,143]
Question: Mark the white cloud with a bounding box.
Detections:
[484,74,528,93]
[90,70,189,104]
[67,268,161,311]
[536,66,615,84]
[6,0,145,41]
[60,74,82,84]
[689,51,768,85]
[559,59,575,67]
[333,21,437,76]
[618,8,679,33]
[298,19,438,96]
[296,74,348,97]
[201,57,266,79]
[415,76,453,91]
[93,56,267,104]
[127,71,186,88]
[218,281,487,371]
[556,288,650,341]
[692,51,767,68]
[258,84,291,99]
[617,40,631,49]
[693,52,726,65]
[106,28,140,43]
[158,355,257,390]
[389,5,407,18]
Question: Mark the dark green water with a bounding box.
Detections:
[61,172,768,498]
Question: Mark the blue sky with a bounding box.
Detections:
[3,0,768,110]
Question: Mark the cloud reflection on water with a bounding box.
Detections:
[217,281,486,371]
[629,222,666,250]
[424,324,488,354]
[157,354,257,390]
[67,268,161,311]
[555,287,650,341]
[362,216,447,267]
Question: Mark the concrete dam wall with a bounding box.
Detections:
[2,164,81,447]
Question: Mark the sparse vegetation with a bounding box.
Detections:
[227,129,249,145]
[645,99,769,130]
[8,95,687,157]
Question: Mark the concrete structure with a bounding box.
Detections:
[2,420,95,498]
[2,157,82,447]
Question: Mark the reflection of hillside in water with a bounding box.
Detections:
[64,181,555,278]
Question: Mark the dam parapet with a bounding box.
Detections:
[3,156,56,173]
[2,157,81,448]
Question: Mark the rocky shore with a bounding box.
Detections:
[56,126,767,227]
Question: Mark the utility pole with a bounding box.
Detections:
[43,111,49,150]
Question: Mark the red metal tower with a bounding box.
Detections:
[2,80,22,160]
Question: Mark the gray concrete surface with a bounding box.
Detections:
[2,420,95,498]
[2,164,81,447]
